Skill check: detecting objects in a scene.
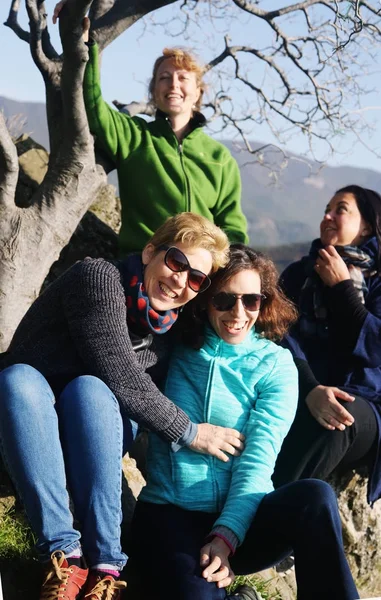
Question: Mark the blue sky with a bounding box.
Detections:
[1,0,381,172]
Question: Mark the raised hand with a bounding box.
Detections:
[52,0,67,24]
[306,385,355,430]
[82,16,90,42]
[52,1,90,43]
[314,245,351,287]
[189,423,245,462]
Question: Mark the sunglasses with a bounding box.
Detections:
[159,245,211,293]
[211,292,266,312]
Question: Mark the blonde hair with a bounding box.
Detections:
[149,47,205,112]
[148,213,229,273]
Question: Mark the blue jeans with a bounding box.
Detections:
[0,364,132,569]
[126,480,359,600]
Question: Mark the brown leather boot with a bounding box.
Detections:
[40,551,88,600]
[83,572,127,600]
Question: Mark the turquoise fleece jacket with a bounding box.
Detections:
[140,326,298,545]
[83,44,248,255]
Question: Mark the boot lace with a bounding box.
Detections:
[85,577,127,600]
[41,552,73,600]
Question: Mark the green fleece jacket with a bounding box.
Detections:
[83,44,248,255]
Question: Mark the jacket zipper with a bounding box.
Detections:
[178,142,191,212]
[164,117,192,212]
[204,343,222,507]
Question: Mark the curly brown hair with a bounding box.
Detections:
[180,244,298,349]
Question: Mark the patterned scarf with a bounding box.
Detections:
[299,238,376,339]
[119,254,178,335]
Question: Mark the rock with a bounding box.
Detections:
[330,469,381,597]
[255,567,296,600]
[44,183,121,286]
[254,470,381,599]
[14,134,49,208]
[89,184,121,235]
[120,434,148,548]
[121,453,146,536]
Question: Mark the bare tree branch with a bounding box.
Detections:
[39,1,60,60]
[91,0,179,50]
[231,0,337,21]
[5,0,60,59]
[56,0,94,154]
[4,0,30,43]
[89,0,115,22]
[113,99,155,117]
[25,0,56,78]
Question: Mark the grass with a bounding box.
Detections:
[228,573,283,600]
[0,508,40,600]
[0,508,35,560]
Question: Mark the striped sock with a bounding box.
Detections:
[91,567,120,579]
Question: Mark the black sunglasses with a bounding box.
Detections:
[159,245,211,293]
[211,292,266,312]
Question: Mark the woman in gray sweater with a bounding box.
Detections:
[0,213,242,600]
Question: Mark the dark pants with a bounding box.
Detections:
[125,480,358,600]
[272,394,378,488]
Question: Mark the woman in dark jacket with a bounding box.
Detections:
[0,213,243,600]
[273,185,381,508]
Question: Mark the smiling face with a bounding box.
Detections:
[207,269,261,345]
[320,192,372,247]
[153,58,201,120]
[142,242,213,312]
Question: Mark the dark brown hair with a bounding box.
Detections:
[180,244,298,349]
[335,185,381,269]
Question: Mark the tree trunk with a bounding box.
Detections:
[0,0,175,351]
[0,110,106,349]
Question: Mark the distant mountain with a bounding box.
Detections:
[2,94,381,249]
[229,142,381,247]
[1,96,49,149]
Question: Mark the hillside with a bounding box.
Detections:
[2,95,381,248]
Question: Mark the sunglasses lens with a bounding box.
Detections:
[164,247,211,293]
[212,293,264,311]
[242,294,263,311]
[212,292,236,311]
[165,247,189,272]
[188,271,210,293]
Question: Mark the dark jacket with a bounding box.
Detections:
[281,236,381,503]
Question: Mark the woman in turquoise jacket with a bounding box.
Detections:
[126,245,358,600]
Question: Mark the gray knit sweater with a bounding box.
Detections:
[1,258,190,443]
